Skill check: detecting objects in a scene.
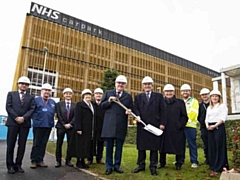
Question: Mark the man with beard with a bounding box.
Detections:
[5,76,35,174]
[158,84,188,170]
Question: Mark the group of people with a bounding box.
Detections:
[5,74,229,177]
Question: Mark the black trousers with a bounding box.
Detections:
[55,128,73,161]
[6,126,29,169]
[137,150,158,170]
[30,127,51,163]
[159,152,183,166]
[200,128,209,162]
[88,140,104,162]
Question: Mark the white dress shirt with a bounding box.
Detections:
[205,103,228,123]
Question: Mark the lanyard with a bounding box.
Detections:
[41,97,49,108]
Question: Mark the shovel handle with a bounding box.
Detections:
[112,99,147,126]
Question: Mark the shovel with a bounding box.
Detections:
[113,99,163,136]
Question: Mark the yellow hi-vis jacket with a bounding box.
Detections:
[184,97,199,128]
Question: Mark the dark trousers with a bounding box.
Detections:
[55,128,73,161]
[105,138,124,169]
[88,140,104,162]
[30,127,51,163]
[159,152,183,167]
[182,127,198,164]
[138,150,158,170]
[6,126,29,169]
[208,123,228,172]
[200,128,209,162]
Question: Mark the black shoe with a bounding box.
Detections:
[65,161,74,167]
[132,167,145,173]
[151,169,158,176]
[7,167,15,174]
[114,168,124,173]
[176,166,181,170]
[158,164,165,169]
[55,161,61,168]
[17,166,25,173]
[105,168,113,175]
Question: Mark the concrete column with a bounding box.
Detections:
[213,81,218,90]
[221,72,227,105]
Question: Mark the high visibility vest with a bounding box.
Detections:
[185,97,199,128]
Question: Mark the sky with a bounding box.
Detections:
[0,0,240,114]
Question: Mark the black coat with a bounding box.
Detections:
[133,92,166,150]
[92,101,106,141]
[101,89,133,141]
[55,101,76,129]
[160,96,188,155]
[5,91,35,128]
[69,100,95,159]
[197,101,209,129]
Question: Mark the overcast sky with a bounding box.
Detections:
[0,0,239,114]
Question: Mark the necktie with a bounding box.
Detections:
[116,91,121,98]
[146,92,150,101]
[20,92,25,104]
[97,101,100,105]
[66,102,70,121]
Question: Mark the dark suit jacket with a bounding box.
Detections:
[101,89,133,140]
[5,91,35,128]
[133,92,166,150]
[55,101,76,129]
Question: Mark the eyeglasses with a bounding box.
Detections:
[117,82,126,85]
[19,83,29,86]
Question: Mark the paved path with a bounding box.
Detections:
[0,140,101,180]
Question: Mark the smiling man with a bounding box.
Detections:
[30,83,56,169]
[5,76,35,174]
[101,75,133,175]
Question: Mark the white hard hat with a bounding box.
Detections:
[200,88,210,95]
[63,88,73,94]
[41,83,52,90]
[81,89,92,96]
[18,76,30,84]
[180,84,191,91]
[142,76,154,84]
[163,84,175,91]
[210,89,221,96]
[115,75,127,84]
[94,88,103,94]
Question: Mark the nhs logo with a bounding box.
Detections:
[30,2,60,20]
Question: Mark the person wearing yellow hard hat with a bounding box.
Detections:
[55,88,75,168]
[5,76,35,174]
[205,89,228,176]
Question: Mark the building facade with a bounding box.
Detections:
[13,2,230,108]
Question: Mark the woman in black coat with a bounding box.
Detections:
[159,84,188,170]
[69,89,95,169]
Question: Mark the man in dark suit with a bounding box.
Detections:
[132,76,166,176]
[55,88,75,168]
[5,76,35,174]
[87,88,106,165]
[101,75,133,175]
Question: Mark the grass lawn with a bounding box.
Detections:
[46,142,233,180]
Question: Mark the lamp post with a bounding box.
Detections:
[42,47,48,85]
[157,87,161,93]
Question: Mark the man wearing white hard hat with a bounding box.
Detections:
[30,83,56,169]
[5,76,35,174]
[197,88,210,165]
[101,75,133,175]
[69,89,94,169]
[55,88,75,168]
[205,90,228,176]
[87,88,106,165]
[132,76,165,176]
[158,84,188,170]
[180,84,199,168]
